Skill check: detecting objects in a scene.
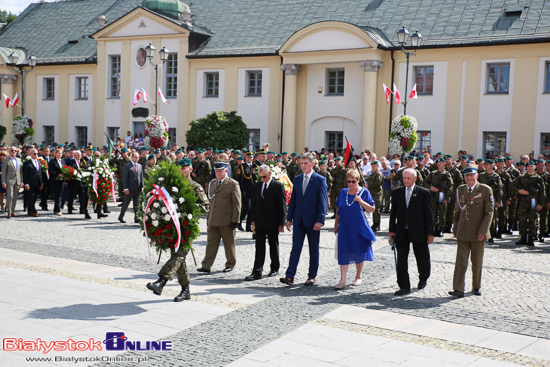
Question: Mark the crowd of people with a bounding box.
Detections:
[1,138,549,301]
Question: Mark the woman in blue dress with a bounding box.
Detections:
[333,169,377,289]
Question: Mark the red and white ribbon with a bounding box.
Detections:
[109,171,116,204]
[92,171,98,197]
[143,184,181,263]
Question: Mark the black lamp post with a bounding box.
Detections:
[8,52,37,116]
[145,43,169,115]
[397,27,422,115]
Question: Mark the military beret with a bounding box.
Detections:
[496,158,505,163]
[120,148,128,153]
[197,148,204,153]
[244,151,253,156]
[232,150,241,154]
[334,157,342,161]
[319,160,326,165]
[485,159,494,164]
[214,162,228,170]
[435,157,445,163]
[371,160,380,165]
[463,165,478,175]
[175,149,182,154]
[516,161,525,166]
[153,150,160,154]
[536,159,545,164]
[476,158,484,163]
[282,152,288,155]
[296,155,301,159]
[460,155,469,159]
[242,149,248,153]
[206,147,213,151]
[444,154,453,159]
[147,154,155,160]
[436,152,442,156]
[267,151,274,155]
[404,156,415,161]
[213,150,220,154]
[290,152,298,157]
[177,158,192,167]
[237,156,244,160]
[417,156,424,161]
[505,156,513,161]
[103,145,109,150]
[546,160,550,164]
[161,146,167,150]
[526,160,536,166]
[276,159,282,162]
[276,153,282,158]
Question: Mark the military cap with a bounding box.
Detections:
[536,159,545,164]
[242,149,248,153]
[496,158,505,163]
[257,149,267,156]
[460,155,469,159]
[276,153,282,158]
[153,150,160,154]
[416,156,424,161]
[526,160,536,166]
[404,156,415,161]
[476,158,484,163]
[232,150,241,154]
[177,158,192,167]
[444,154,453,159]
[213,150,219,154]
[244,151,253,156]
[371,160,380,165]
[435,157,445,163]
[516,161,525,166]
[296,155,301,159]
[267,151,275,155]
[290,152,298,157]
[276,159,282,162]
[206,147,213,151]
[463,165,478,175]
[436,152,443,156]
[319,160,326,165]
[505,156,513,161]
[282,152,288,155]
[485,159,494,164]
[546,160,550,164]
[334,157,342,161]
[214,162,228,170]
[103,145,108,150]
[175,149,182,154]
[147,154,155,160]
[120,148,128,153]
[237,156,244,160]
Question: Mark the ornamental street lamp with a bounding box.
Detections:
[145,43,169,115]
[396,27,422,115]
[8,52,37,117]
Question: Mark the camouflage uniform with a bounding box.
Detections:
[286,161,301,183]
[536,170,549,240]
[144,162,156,180]
[496,169,512,236]
[445,165,463,232]
[392,167,423,188]
[114,156,130,199]
[318,169,332,214]
[506,166,521,231]
[330,165,346,213]
[423,169,454,232]
[478,171,503,239]
[366,170,384,230]
[513,173,546,243]
[192,159,212,189]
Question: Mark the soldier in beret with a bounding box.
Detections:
[477,159,502,242]
[423,157,454,237]
[366,160,384,231]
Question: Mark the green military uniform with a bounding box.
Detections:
[505,160,521,231]
[318,166,332,214]
[422,160,453,236]
[477,167,503,241]
[496,167,512,237]
[445,162,464,233]
[192,158,212,189]
[513,164,547,246]
[392,166,424,188]
[114,154,130,199]
[330,163,346,215]
[366,164,384,231]
[536,162,549,241]
[286,159,301,183]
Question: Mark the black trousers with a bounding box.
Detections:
[252,226,280,274]
[240,189,253,229]
[396,232,431,290]
[39,175,51,209]
[119,190,140,221]
[50,180,63,213]
[26,185,41,214]
[67,180,79,211]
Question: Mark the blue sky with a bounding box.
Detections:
[2,0,40,15]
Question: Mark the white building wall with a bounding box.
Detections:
[105,42,122,130]
[68,74,93,144]
[237,67,270,142]
[196,69,225,118]
[535,57,550,156]
[157,38,179,127]
[397,61,448,155]
[305,62,363,152]
[477,58,515,157]
[36,74,60,143]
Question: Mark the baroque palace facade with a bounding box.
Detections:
[0,0,550,158]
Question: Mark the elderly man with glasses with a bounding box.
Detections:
[22,148,44,217]
[1,146,23,218]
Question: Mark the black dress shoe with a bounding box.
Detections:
[84,213,91,219]
[174,284,191,302]
[223,267,233,272]
[487,237,494,243]
[67,210,73,215]
[79,209,85,214]
[246,227,253,232]
[104,209,111,213]
[417,280,427,290]
[197,267,210,273]
[237,224,245,231]
[118,203,123,207]
[244,274,261,281]
[118,218,126,223]
[448,290,464,298]
[267,271,278,277]
[472,288,482,296]
[134,219,140,223]
[394,288,410,296]
[252,234,256,240]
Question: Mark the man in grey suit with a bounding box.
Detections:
[118,151,144,224]
[2,146,23,218]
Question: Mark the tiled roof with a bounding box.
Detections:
[1,0,549,63]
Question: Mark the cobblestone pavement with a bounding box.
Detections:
[1,199,550,366]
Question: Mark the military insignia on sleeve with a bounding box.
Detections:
[237,168,241,174]
[489,194,494,202]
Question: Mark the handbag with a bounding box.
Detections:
[359,188,373,227]
[334,233,339,260]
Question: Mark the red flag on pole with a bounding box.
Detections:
[393,83,401,104]
[10,93,18,107]
[409,83,417,99]
[142,88,149,103]
[382,83,392,104]
[344,137,355,169]
[158,87,167,104]
[133,89,142,105]
[3,93,11,108]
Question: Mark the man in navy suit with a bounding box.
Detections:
[118,151,144,224]
[22,148,43,217]
[389,168,434,296]
[281,153,327,286]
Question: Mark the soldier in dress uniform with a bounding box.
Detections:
[329,157,346,219]
[191,149,212,190]
[449,165,494,298]
[504,156,520,232]
[146,158,210,302]
[535,159,549,242]
[317,160,332,214]
[366,160,384,232]
[495,158,512,237]
[235,151,256,231]
[513,160,546,246]
[477,159,503,242]
[423,157,454,237]
[444,154,463,233]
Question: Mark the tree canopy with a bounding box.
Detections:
[0,10,17,24]
[186,111,249,150]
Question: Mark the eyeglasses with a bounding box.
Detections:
[259,175,267,179]
[347,180,357,183]
[10,150,16,152]
[32,153,38,155]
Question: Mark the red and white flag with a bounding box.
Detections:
[393,83,401,104]
[409,83,418,99]
[10,93,18,107]
[382,83,392,104]
[3,93,11,108]
[133,88,143,105]
[158,87,166,104]
[141,88,149,103]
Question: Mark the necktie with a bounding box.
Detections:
[303,175,309,195]
[262,182,267,198]
[134,163,138,173]
[218,180,221,188]
[468,187,472,195]
[406,187,412,207]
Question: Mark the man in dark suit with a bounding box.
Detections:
[389,168,434,296]
[280,153,327,286]
[245,164,286,281]
[67,150,91,219]
[22,149,43,217]
[118,151,144,224]
[235,151,256,232]
[39,146,51,211]
[48,148,65,216]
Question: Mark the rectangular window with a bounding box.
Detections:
[247,71,262,96]
[44,126,55,146]
[325,131,344,152]
[166,54,178,98]
[76,77,88,100]
[168,128,177,148]
[483,132,507,159]
[545,62,550,93]
[133,121,145,138]
[415,66,434,94]
[541,133,550,157]
[107,127,120,144]
[327,69,345,95]
[487,63,510,93]
[75,126,88,147]
[205,72,219,97]
[248,129,260,151]
[110,55,121,98]
[414,131,431,152]
[44,78,55,100]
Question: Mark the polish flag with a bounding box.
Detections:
[158,87,166,104]
[10,93,19,107]
[142,88,149,103]
[133,89,142,105]
[393,83,401,104]
[409,83,418,99]
[3,93,11,108]
[382,83,392,104]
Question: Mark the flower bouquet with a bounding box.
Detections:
[388,114,418,156]
[56,165,81,181]
[37,157,49,179]
[143,115,169,149]
[265,160,293,205]
[12,115,35,145]
[137,161,201,256]
[80,158,115,207]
